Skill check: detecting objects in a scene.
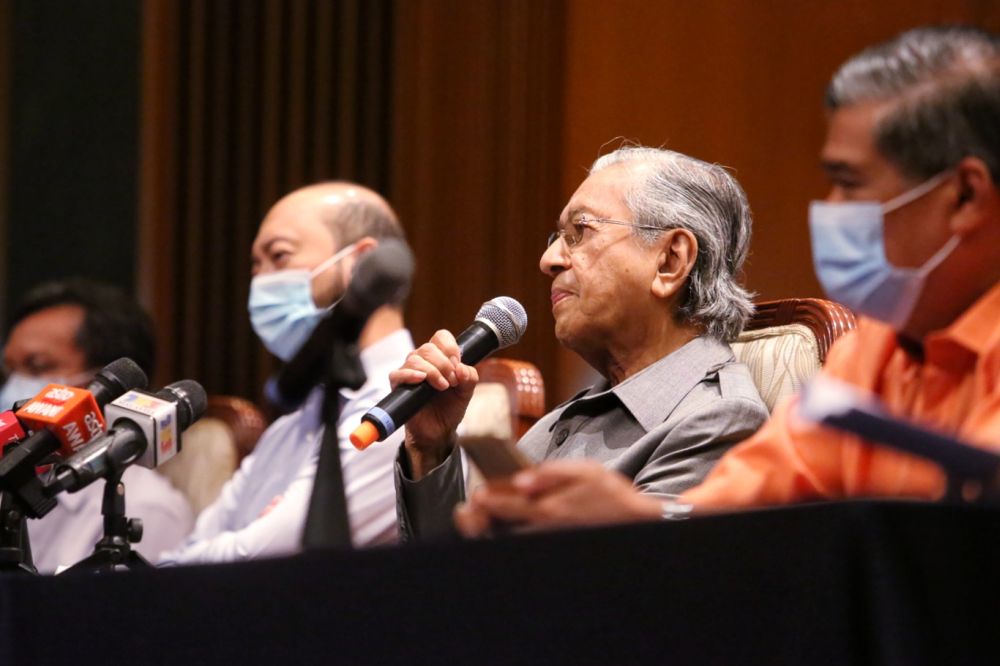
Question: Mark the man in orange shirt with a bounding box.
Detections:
[452,25,1000,535]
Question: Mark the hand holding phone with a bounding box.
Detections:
[459,434,531,482]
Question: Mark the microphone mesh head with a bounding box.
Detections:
[475,297,527,349]
[101,358,149,393]
[88,357,149,407]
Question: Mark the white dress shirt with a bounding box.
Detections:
[159,329,413,565]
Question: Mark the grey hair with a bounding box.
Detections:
[591,147,754,341]
[826,25,1000,182]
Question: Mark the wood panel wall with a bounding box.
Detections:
[552,0,1000,397]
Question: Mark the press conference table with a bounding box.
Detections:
[1,501,997,665]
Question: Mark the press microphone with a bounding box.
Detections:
[268,239,415,410]
[49,379,208,494]
[16,385,107,456]
[11,357,149,460]
[350,296,527,450]
[0,411,27,454]
[0,359,148,518]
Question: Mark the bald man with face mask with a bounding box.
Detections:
[161,182,415,564]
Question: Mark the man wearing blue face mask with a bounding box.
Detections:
[678,25,1000,509]
[1,278,193,572]
[161,182,414,564]
[448,26,1000,535]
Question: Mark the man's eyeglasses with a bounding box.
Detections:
[546,215,662,249]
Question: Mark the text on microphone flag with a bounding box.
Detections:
[15,384,107,454]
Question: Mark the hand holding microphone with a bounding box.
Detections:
[351,297,527,478]
[391,329,483,460]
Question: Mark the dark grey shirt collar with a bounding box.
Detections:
[555,336,735,433]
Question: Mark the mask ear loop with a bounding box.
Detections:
[881,170,953,214]
[309,242,358,279]
[881,171,961,277]
[310,242,359,311]
[914,234,961,278]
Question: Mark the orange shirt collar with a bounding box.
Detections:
[924,281,1000,362]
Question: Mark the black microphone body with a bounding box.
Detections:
[370,322,499,433]
[50,422,146,494]
[352,297,527,448]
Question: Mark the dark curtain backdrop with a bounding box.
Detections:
[140,0,396,394]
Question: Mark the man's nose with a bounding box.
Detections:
[539,239,569,276]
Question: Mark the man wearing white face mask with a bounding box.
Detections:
[160,182,414,564]
[450,26,1000,535]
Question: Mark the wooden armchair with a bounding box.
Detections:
[475,358,546,439]
[731,298,857,412]
[457,357,545,490]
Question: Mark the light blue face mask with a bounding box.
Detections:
[248,243,357,361]
[0,373,69,411]
[809,171,959,330]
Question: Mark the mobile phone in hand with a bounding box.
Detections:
[459,434,531,481]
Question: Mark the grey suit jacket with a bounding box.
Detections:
[396,335,768,540]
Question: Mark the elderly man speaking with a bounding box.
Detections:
[453,26,1000,535]
[393,146,768,539]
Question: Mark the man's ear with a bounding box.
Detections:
[651,229,698,300]
[352,236,379,255]
[950,157,999,237]
[344,236,378,270]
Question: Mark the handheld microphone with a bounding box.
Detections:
[268,239,415,410]
[0,359,148,518]
[350,296,527,450]
[49,379,207,494]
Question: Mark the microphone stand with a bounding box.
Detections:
[62,467,150,573]
[0,438,57,575]
[301,337,366,551]
[0,490,37,574]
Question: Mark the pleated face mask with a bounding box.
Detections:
[809,171,958,330]
[247,243,356,361]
